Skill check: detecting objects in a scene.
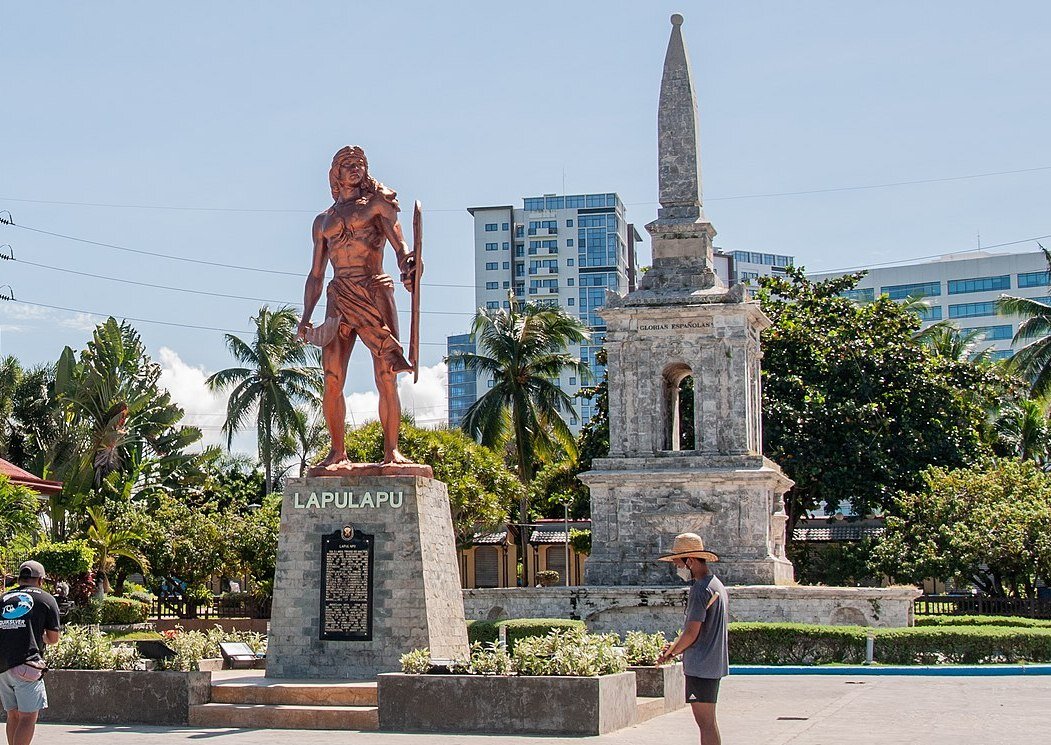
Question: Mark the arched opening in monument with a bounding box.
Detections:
[663,364,696,451]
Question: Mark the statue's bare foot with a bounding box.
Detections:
[381,448,413,465]
[317,450,350,468]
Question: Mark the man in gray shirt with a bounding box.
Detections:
[656,533,728,745]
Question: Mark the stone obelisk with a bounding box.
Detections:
[580,14,794,586]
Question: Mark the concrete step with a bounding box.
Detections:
[210,680,378,706]
[189,703,379,730]
[635,696,666,724]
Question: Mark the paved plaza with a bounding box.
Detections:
[30,674,1048,744]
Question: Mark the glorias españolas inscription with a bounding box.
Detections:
[638,319,713,332]
[292,490,403,509]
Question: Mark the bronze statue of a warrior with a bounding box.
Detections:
[297,146,424,473]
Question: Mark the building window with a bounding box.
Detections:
[503,281,510,289]
[881,281,942,300]
[569,377,577,385]
[915,306,943,321]
[485,262,498,270]
[948,301,997,319]
[567,278,575,286]
[485,281,499,289]
[567,258,574,266]
[567,297,574,306]
[502,242,509,250]
[990,349,1014,361]
[1018,271,1050,288]
[502,261,510,269]
[515,245,524,257]
[486,301,499,309]
[840,288,875,303]
[961,324,1013,341]
[487,379,496,387]
[567,239,574,247]
[566,219,574,227]
[502,301,510,309]
[947,275,1010,295]
[485,242,498,251]
[501,222,509,231]
[485,223,498,231]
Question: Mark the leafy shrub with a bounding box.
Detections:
[66,599,102,625]
[27,540,94,579]
[535,570,560,587]
[623,631,668,666]
[185,585,214,607]
[874,626,1051,664]
[568,528,591,556]
[513,627,627,676]
[155,625,267,671]
[400,648,431,674]
[914,615,1051,629]
[46,625,139,670]
[467,618,586,651]
[99,596,149,625]
[467,641,513,675]
[67,572,97,607]
[728,623,867,665]
[127,590,154,604]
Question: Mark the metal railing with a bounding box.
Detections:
[915,595,1051,619]
[149,597,271,620]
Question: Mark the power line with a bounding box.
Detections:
[811,233,1051,275]
[9,256,473,316]
[3,298,451,346]
[3,222,478,288]
[6,164,1051,213]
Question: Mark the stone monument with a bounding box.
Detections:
[579,14,794,586]
[267,147,469,679]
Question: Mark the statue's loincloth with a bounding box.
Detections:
[319,274,410,372]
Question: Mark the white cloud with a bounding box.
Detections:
[157,347,254,452]
[344,361,448,429]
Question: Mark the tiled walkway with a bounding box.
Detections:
[33,674,1049,744]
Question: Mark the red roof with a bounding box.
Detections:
[0,458,62,496]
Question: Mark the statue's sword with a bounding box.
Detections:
[408,200,423,383]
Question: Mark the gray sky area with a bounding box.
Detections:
[2,1,1050,437]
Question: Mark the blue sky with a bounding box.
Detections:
[2,2,1050,437]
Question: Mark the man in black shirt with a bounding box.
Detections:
[0,561,62,745]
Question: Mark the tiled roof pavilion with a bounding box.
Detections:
[0,457,62,496]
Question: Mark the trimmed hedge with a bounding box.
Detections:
[915,615,1051,629]
[727,622,1051,665]
[467,618,586,651]
[729,623,867,665]
[99,596,149,625]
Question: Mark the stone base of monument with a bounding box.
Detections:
[266,475,469,680]
[463,585,922,637]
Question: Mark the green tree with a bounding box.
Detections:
[758,268,997,530]
[448,299,589,545]
[83,505,149,595]
[990,397,1051,466]
[0,474,43,545]
[875,460,1051,598]
[45,318,212,537]
[137,495,228,589]
[225,493,281,597]
[207,306,322,493]
[344,419,520,547]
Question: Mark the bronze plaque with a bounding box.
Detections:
[319,527,374,641]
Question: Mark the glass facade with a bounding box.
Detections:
[841,288,875,303]
[881,281,942,300]
[446,334,477,428]
[961,324,1013,341]
[948,301,997,319]
[915,306,943,321]
[947,275,1010,294]
[1018,271,1050,288]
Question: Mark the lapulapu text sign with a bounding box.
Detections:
[292,489,404,509]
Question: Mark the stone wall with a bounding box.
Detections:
[464,585,921,636]
[36,670,210,725]
[268,475,468,679]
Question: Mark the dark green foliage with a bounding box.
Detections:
[875,626,1051,664]
[345,420,520,546]
[66,599,102,625]
[758,268,997,528]
[27,540,94,579]
[568,528,591,556]
[466,618,586,651]
[915,615,1051,629]
[0,475,43,544]
[728,623,868,665]
[874,459,1051,597]
[787,537,882,587]
[728,622,1051,665]
[98,596,149,625]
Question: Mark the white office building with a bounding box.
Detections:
[810,249,1051,359]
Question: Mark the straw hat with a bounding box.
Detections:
[657,533,719,563]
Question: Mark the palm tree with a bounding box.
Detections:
[991,397,1051,466]
[916,323,991,363]
[207,306,322,492]
[84,505,150,596]
[448,298,590,565]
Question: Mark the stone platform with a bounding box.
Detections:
[463,585,921,635]
[267,475,468,679]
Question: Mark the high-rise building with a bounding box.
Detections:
[809,249,1051,359]
[447,193,635,431]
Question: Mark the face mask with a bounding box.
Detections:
[676,562,692,581]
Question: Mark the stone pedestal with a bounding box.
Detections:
[267,474,469,679]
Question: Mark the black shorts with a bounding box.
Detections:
[685,675,721,704]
